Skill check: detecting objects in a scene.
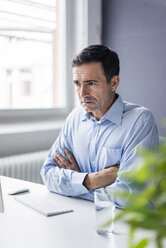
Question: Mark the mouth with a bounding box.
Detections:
[81,98,95,104]
[81,101,94,105]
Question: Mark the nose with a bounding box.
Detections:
[79,84,88,98]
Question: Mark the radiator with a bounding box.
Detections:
[0,150,49,184]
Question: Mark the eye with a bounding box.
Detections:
[86,81,96,86]
[74,81,80,87]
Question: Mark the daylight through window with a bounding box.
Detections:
[0,0,65,109]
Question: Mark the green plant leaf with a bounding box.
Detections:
[115,138,166,248]
[134,238,149,248]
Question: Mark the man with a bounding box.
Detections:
[41,44,159,206]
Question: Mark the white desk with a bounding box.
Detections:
[0,176,160,248]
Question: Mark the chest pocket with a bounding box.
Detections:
[99,147,122,168]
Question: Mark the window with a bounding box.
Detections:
[0,0,66,111]
[0,0,102,122]
[0,0,102,157]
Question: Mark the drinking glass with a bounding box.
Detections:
[94,187,116,237]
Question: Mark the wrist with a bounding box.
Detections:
[83,172,101,190]
[83,167,119,190]
[83,172,98,190]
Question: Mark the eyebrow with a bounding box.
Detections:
[84,80,99,83]
[73,79,99,83]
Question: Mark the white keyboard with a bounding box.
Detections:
[14,193,74,217]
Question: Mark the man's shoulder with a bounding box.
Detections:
[66,106,83,121]
[124,100,151,114]
[123,100,154,122]
[62,107,83,132]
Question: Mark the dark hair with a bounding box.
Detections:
[71,44,120,83]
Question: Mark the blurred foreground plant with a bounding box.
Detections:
[116,138,166,248]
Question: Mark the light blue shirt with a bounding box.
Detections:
[41,95,159,207]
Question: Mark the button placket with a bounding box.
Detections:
[89,122,100,168]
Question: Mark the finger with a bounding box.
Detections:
[55,152,71,169]
[55,155,66,169]
[64,148,77,164]
[64,148,81,172]
[58,155,71,168]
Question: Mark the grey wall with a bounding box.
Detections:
[102,0,166,135]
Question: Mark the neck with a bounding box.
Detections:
[92,93,118,120]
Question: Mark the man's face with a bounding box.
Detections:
[73,62,119,120]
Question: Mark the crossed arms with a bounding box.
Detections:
[41,108,159,202]
[55,148,119,190]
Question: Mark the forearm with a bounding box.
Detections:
[83,165,119,190]
[41,161,89,196]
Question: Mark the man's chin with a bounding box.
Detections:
[81,103,94,112]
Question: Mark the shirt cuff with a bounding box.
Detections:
[71,171,89,195]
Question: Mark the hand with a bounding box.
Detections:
[83,165,119,190]
[55,148,81,172]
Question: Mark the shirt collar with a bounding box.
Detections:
[81,110,90,121]
[104,94,124,126]
[81,94,124,126]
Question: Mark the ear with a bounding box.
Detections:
[111,76,120,92]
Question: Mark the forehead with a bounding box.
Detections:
[73,62,104,80]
